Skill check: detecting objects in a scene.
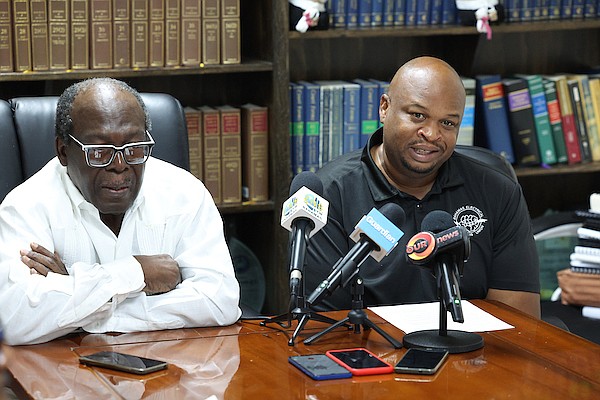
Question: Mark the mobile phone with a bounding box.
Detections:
[288,354,352,380]
[325,348,393,376]
[79,351,168,375]
[394,348,449,375]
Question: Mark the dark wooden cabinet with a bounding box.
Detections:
[288,20,600,219]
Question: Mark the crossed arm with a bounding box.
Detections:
[21,242,181,295]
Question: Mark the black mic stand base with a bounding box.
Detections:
[260,306,345,346]
[304,308,403,349]
[402,329,483,354]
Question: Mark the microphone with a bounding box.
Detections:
[307,203,406,307]
[405,210,471,323]
[281,172,329,300]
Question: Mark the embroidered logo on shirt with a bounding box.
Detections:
[453,205,487,235]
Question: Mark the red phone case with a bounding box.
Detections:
[325,348,393,376]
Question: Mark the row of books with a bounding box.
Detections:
[504,0,600,22]
[0,0,241,73]
[289,79,388,175]
[325,0,600,29]
[474,73,600,167]
[184,103,268,205]
[289,71,600,175]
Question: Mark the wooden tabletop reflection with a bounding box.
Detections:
[4,300,600,399]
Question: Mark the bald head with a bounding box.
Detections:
[388,56,465,103]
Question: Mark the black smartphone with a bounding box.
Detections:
[79,351,168,375]
[289,354,352,380]
[394,348,449,375]
[325,348,393,376]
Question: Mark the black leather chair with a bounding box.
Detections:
[9,92,190,181]
[0,100,23,201]
[454,144,518,182]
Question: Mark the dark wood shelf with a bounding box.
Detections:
[0,59,273,82]
[289,19,600,40]
[515,161,600,177]
[218,201,275,215]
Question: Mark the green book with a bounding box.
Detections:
[518,74,558,164]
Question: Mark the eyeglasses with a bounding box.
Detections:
[68,131,155,168]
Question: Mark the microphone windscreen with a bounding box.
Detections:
[378,203,406,227]
[289,171,324,197]
[422,210,455,233]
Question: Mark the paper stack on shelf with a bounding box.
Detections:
[573,193,600,319]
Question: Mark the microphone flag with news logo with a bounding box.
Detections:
[349,206,404,262]
[406,210,470,270]
[307,203,405,306]
[280,172,329,237]
[281,172,329,300]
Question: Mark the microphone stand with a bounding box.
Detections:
[260,277,346,346]
[402,263,484,353]
[303,275,403,349]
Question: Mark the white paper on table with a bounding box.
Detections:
[368,301,514,334]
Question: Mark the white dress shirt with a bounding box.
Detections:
[0,157,241,345]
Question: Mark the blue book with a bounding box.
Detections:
[538,0,550,20]
[347,0,359,28]
[369,79,390,128]
[572,0,585,18]
[298,81,320,173]
[341,82,362,154]
[330,0,348,28]
[382,0,395,26]
[405,0,417,25]
[353,78,380,147]
[393,0,406,25]
[372,0,384,26]
[504,0,522,23]
[531,0,542,20]
[358,0,373,28]
[416,0,431,25]
[548,0,561,19]
[474,75,516,164]
[521,0,534,21]
[441,0,457,25]
[430,0,443,25]
[561,0,574,18]
[290,82,305,175]
[584,0,597,17]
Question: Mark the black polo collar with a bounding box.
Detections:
[360,128,465,202]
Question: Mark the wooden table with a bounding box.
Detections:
[4,300,600,399]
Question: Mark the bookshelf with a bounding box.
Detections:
[0,0,292,314]
[288,19,600,221]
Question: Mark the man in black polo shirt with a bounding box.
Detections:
[305,56,540,318]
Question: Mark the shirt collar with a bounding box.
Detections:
[360,129,464,201]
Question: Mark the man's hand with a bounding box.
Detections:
[557,268,600,307]
[20,242,68,276]
[134,254,182,295]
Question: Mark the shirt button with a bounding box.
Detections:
[416,204,422,209]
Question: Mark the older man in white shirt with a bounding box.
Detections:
[0,78,241,345]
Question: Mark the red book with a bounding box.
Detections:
[548,75,582,164]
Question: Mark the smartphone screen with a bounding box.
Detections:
[79,351,168,375]
[394,348,449,375]
[289,354,352,380]
[325,348,393,376]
